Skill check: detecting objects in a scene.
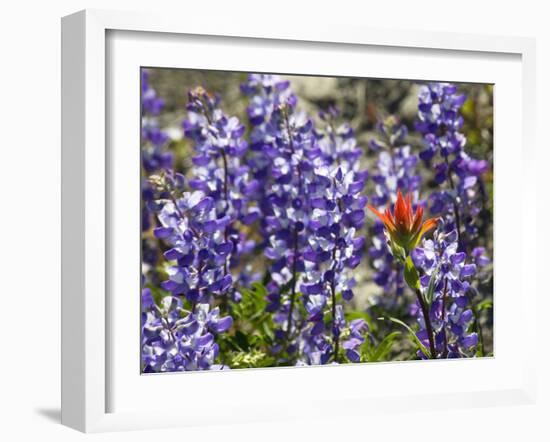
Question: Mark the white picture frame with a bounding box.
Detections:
[61,9,537,433]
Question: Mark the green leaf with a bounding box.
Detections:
[234,331,250,352]
[386,317,430,358]
[404,255,420,291]
[370,331,401,362]
[390,242,406,264]
[261,320,275,342]
[425,264,441,307]
[251,282,267,298]
[475,299,493,312]
[225,350,276,369]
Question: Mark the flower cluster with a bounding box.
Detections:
[408,82,491,358]
[297,309,369,365]
[141,290,232,372]
[142,172,234,371]
[240,75,297,244]
[416,83,489,250]
[241,75,314,356]
[182,86,261,298]
[299,164,367,362]
[316,106,363,170]
[152,173,234,305]
[411,222,479,358]
[242,74,369,364]
[142,86,269,371]
[260,103,320,354]
[369,126,487,359]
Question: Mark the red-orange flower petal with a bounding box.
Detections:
[393,190,408,231]
[368,191,439,254]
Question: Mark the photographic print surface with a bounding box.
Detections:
[141,69,493,373]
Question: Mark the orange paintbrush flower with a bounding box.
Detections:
[368,190,439,255]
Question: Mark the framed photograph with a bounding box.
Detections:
[61,9,537,432]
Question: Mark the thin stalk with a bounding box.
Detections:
[415,288,437,359]
[441,278,449,358]
[330,246,340,363]
[330,195,344,362]
[286,227,299,344]
[203,99,231,310]
[330,280,339,362]
[220,149,230,279]
[191,259,205,314]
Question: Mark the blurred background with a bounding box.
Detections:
[147,68,493,156]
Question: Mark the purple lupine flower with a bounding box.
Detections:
[240,74,297,248]
[297,307,368,365]
[143,165,236,372]
[342,319,369,362]
[183,86,259,223]
[296,295,333,365]
[415,83,491,358]
[141,69,174,276]
[141,296,232,372]
[368,117,421,305]
[182,86,261,297]
[299,107,370,364]
[143,174,234,371]
[410,222,479,358]
[242,76,369,364]
[416,83,489,251]
[316,106,363,170]
[152,182,234,306]
[242,75,327,356]
[300,163,367,362]
[241,74,296,126]
[141,70,173,180]
[260,102,320,353]
[141,70,165,116]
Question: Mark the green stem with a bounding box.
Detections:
[441,278,449,358]
[469,294,486,356]
[286,226,299,344]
